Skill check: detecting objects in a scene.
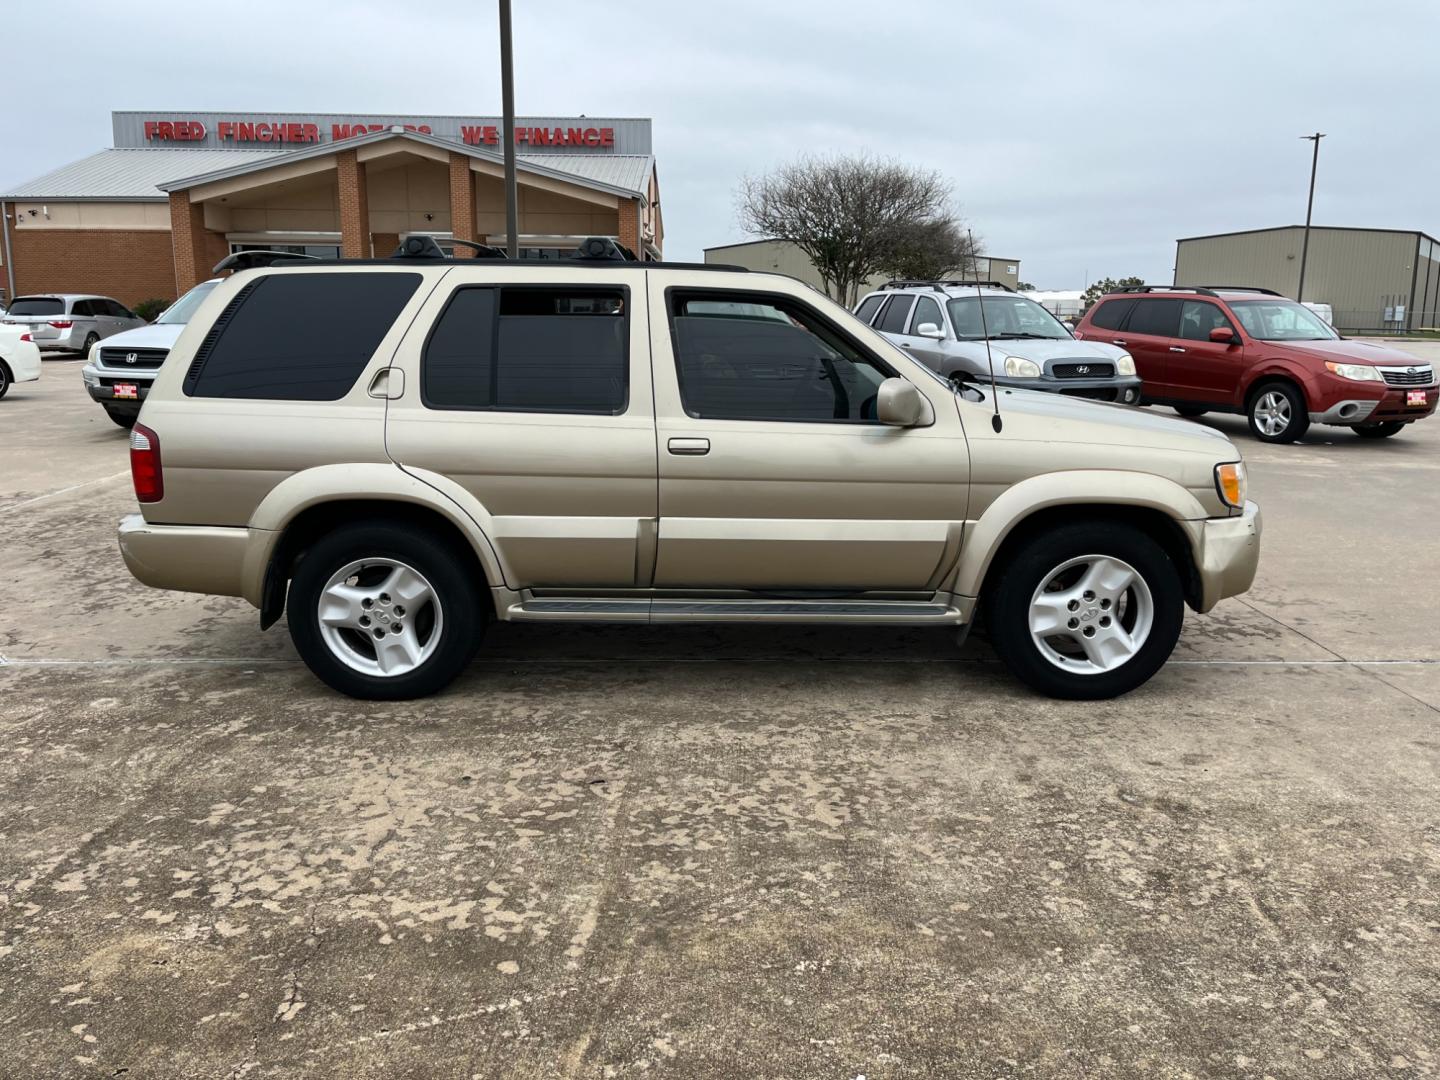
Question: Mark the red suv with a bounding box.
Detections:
[1075,286,1438,443]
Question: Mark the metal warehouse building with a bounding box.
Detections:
[1174,225,1440,334]
[0,110,664,307]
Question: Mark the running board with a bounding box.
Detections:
[507,597,964,625]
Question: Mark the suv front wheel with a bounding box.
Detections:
[287,521,486,699]
[1247,382,1309,443]
[985,522,1184,699]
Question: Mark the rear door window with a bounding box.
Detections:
[423,286,628,414]
[1126,298,1183,337]
[72,300,98,317]
[876,295,915,333]
[186,272,421,400]
[1088,298,1134,330]
[854,294,885,324]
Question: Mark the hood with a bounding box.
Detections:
[954,337,1126,362]
[94,323,187,350]
[1271,338,1428,367]
[984,384,1235,451]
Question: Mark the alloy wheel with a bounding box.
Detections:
[316,558,444,677]
[1253,390,1292,438]
[1028,554,1154,674]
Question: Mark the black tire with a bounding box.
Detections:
[985,521,1185,700]
[1174,405,1208,418]
[1351,421,1406,439]
[0,361,10,399]
[103,406,136,429]
[80,333,99,357]
[287,521,487,700]
[1246,381,1309,443]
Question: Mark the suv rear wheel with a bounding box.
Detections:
[1247,382,1309,443]
[287,522,486,700]
[1351,420,1405,439]
[985,522,1184,699]
[1173,405,1208,418]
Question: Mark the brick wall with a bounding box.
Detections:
[617,198,642,259]
[6,227,177,307]
[371,233,400,258]
[448,154,477,259]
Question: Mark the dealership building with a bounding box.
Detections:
[0,110,663,306]
[1175,225,1440,333]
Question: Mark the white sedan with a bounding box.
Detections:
[0,324,42,398]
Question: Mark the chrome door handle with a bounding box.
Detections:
[667,437,710,456]
[1169,346,1187,353]
[1112,339,1127,346]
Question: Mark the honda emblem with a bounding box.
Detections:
[125,352,138,364]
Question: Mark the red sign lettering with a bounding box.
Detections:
[144,117,612,149]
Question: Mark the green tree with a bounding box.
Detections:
[1081,276,1145,311]
[1017,280,1036,291]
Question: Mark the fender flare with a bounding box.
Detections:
[240,462,510,606]
[1238,360,1311,409]
[949,470,1208,598]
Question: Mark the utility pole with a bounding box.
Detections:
[1296,132,1325,302]
[498,0,519,259]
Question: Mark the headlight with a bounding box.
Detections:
[1115,352,1136,376]
[1324,361,1383,382]
[1214,461,1247,509]
[1003,356,1041,378]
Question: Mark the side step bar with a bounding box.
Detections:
[507,597,964,625]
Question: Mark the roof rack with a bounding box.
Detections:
[1111,284,1216,296]
[1197,284,1284,296]
[212,249,322,273]
[880,278,1015,293]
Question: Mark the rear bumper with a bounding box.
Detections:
[118,514,256,603]
[1194,500,1262,612]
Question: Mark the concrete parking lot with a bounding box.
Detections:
[2,355,1438,1078]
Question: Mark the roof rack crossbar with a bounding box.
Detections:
[212,249,322,274]
[1111,284,1218,296]
[1197,284,1284,296]
[880,278,1015,293]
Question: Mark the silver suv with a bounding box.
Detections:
[855,280,1142,405]
[116,242,1260,702]
[2,293,144,354]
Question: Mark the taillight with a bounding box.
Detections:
[130,423,163,503]
[49,320,74,329]
[19,333,31,342]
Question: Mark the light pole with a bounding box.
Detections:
[1296,132,1325,302]
[498,0,519,259]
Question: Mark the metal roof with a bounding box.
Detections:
[3,136,655,203]
[1,148,288,200]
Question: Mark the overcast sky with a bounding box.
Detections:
[6,0,1436,288]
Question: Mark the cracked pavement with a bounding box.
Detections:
[1,357,1438,1077]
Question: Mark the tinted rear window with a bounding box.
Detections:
[9,297,64,316]
[187,273,420,400]
[854,294,885,324]
[1126,298,1183,337]
[423,286,628,414]
[1087,298,1134,331]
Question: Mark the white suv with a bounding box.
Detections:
[855,280,1142,405]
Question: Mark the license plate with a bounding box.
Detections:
[1407,390,1428,406]
[114,383,138,400]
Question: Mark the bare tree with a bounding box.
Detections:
[737,154,968,307]
[876,218,981,283]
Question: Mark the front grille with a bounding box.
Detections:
[1378,365,1433,386]
[100,347,168,370]
[1059,387,1119,401]
[1052,361,1114,379]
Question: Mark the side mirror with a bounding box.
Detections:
[914,322,944,340]
[1209,326,1240,345]
[876,377,926,426]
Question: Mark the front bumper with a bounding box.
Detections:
[118,514,254,601]
[1310,383,1438,425]
[991,374,1144,405]
[83,364,153,409]
[1194,500,1262,612]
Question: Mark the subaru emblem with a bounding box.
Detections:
[1408,367,1417,374]
[125,352,138,364]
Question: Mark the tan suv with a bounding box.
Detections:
[117,245,1261,701]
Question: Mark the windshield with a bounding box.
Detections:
[155,280,219,324]
[945,295,1071,340]
[1228,299,1338,341]
[7,297,64,317]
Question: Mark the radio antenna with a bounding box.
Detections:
[968,229,1002,433]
